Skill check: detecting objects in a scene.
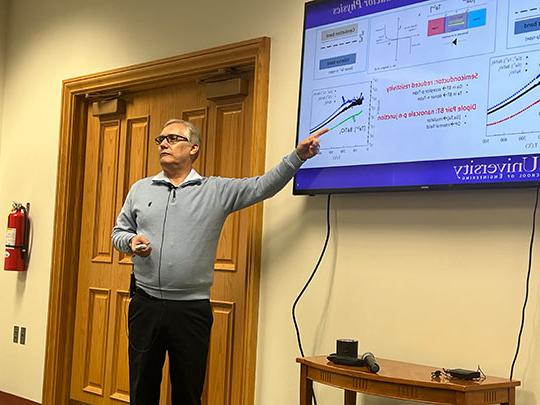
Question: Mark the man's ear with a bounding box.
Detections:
[190,144,200,161]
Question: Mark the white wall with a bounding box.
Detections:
[0,0,539,404]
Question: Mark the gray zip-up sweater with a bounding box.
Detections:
[112,150,304,300]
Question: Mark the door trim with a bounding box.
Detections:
[42,37,271,405]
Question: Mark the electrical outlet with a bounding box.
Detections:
[20,327,26,345]
[13,325,19,343]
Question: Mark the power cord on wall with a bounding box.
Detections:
[292,194,332,405]
[289,187,538,388]
[510,186,539,381]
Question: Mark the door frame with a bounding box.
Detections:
[42,37,270,405]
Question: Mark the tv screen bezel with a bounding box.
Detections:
[293,0,540,195]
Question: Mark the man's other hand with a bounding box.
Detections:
[130,235,152,257]
[296,128,329,161]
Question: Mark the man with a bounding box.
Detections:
[112,118,327,405]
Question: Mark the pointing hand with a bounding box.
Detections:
[296,127,329,160]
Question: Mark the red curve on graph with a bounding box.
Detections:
[487,98,540,126]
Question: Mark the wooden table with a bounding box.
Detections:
[297,356,520,405]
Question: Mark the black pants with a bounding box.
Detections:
[128,289,213,405]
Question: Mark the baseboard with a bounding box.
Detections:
[0,391,40,405]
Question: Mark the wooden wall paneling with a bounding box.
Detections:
[108,291,131,403]
[70,110,108,403]
[92,120,120,263]
[213,102,245,273]
[124,116,150,198]
[206,88,253,403]
[182,108,208,173]
[119,116,150,265]
[213,102,244,178]
[239,54,268,404]
[159,357,172,405]
[206,301,235,405]
[82,288,111,396]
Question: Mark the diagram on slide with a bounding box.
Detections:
[507,0,540,49]
[308,82,373,168]
[487,50,540,137]
[370,15,421,69]
[368,1,496,73]
[314,19,369,80]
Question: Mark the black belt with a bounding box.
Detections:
[135,287,163,301]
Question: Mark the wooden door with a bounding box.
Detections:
[69,72,257,405]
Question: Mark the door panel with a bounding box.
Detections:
[182,108,208,173]
[70,71,256,405]
[205,301,235,405]
[213,103,244,273]
[82,288,110,396]
[108,292,130,403]
[92,121,121,263]
[204,92,254,404]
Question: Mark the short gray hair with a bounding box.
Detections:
[163,119,202,146]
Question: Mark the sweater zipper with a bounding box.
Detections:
[156,187,174,298]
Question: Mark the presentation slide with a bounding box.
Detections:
[295,0,540,192]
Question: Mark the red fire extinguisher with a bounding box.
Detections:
[4,202,30,271]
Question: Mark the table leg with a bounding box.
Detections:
[300,364,313,405]
[507,388,516,405]
[345,390,356,405]
[500,388,516,405]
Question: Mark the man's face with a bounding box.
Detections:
[157,123,199,169]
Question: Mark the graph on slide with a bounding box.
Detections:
[308,82,373,168]
[487,50,540,136]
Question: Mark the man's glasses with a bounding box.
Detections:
[154,134,190,145]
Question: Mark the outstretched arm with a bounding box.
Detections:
[218,128,329,212]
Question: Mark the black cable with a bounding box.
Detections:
[292,194,332,405]
[158,186,175,299]
[510,186,539,380]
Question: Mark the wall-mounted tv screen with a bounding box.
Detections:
[294,0,540,194]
